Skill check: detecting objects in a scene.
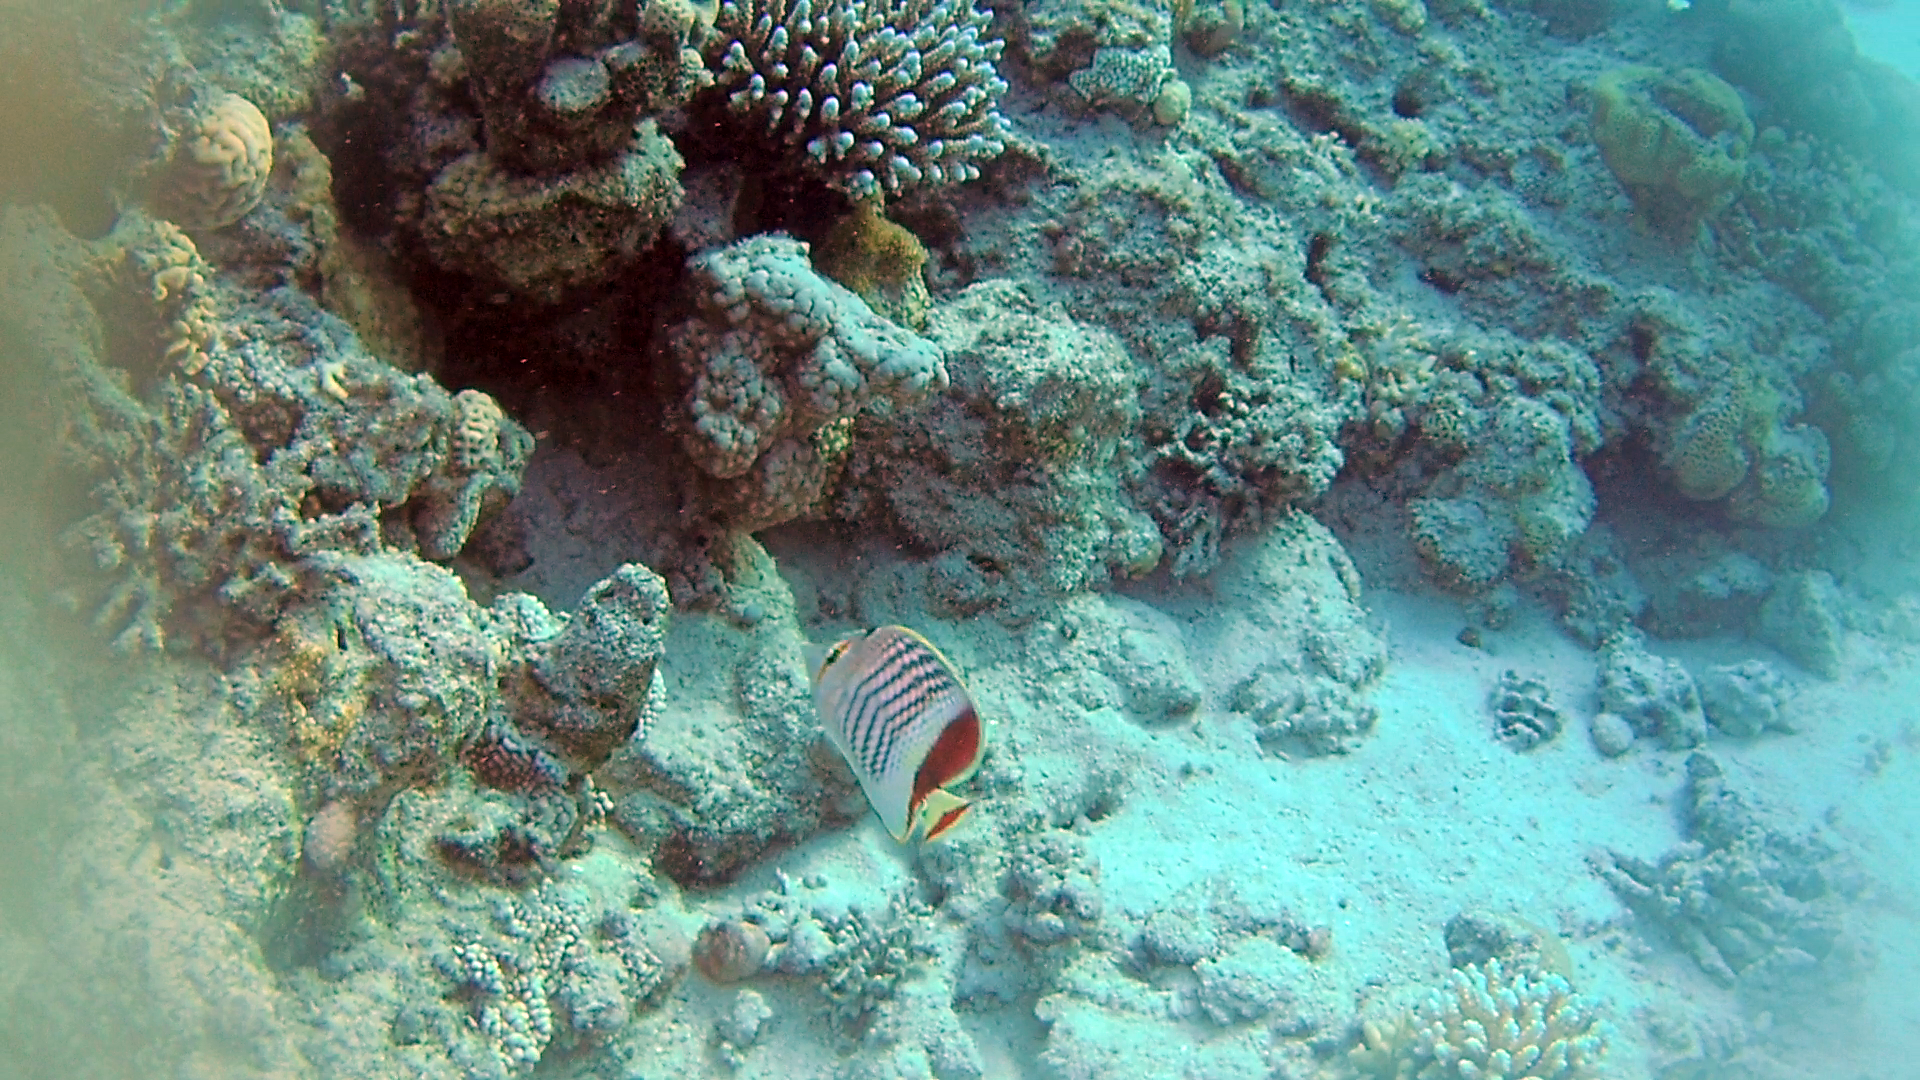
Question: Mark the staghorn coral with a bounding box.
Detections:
[152,92,275,230]
[704,0,1012,197]
[1350,959,1613,1079]
[669,233,948,530]
[1591,752,1867,992]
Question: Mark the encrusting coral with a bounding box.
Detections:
[813,199,931,330]
[703,0,1012,197]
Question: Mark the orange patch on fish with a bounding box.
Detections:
[805,626,985,842]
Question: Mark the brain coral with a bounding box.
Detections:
[154,92,274,230]
[705,0,1012,197]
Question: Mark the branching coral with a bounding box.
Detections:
[704,0,1011,197]
[1350,959,1613,1079]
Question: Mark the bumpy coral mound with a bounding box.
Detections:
[1658,361,1831,527]
[1591,67,1753,232]
[420,123,684,304]
[703,0,1012,197]
[154,93,275,230]
[668,233,949,530]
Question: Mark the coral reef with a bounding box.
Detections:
[418,125,685,304]
[1591,753,1867,992]
[1489,669,1563,751]
[1349,958,1613,1079]
[842,279,1160,613]
[669,233,949,531]
[1396,337,1605,592]
[702,0,1012,197]
[445,0,714,175]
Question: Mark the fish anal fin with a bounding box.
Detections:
[915,788,972,842]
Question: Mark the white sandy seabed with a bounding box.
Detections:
[674,529,1920,1079]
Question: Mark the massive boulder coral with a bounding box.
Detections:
[668,233,949,531]
[702,0,1012,197]
[1590,67,1754,233]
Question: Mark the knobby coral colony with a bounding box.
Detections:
[707,0,1012,197]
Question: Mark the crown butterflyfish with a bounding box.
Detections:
[803,625,985,843]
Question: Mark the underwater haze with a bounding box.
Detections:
[3,0,1920,1075]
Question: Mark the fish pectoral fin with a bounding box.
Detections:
[914,788,972,842]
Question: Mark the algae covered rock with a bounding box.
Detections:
[843,278,1162,614]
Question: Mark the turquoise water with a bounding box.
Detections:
[2,0,1919,1077]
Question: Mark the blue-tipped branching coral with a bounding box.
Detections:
[704,0,1012,197]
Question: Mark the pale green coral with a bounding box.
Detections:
[1591,66,1753,231]
[1660,361,1830,527]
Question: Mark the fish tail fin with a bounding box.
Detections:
[916,789,973,842]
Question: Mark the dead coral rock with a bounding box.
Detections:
[695,919,772,982]
[419,123,683,303]
[155,93,274,230]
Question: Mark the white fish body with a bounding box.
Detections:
[805,626,984,842]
